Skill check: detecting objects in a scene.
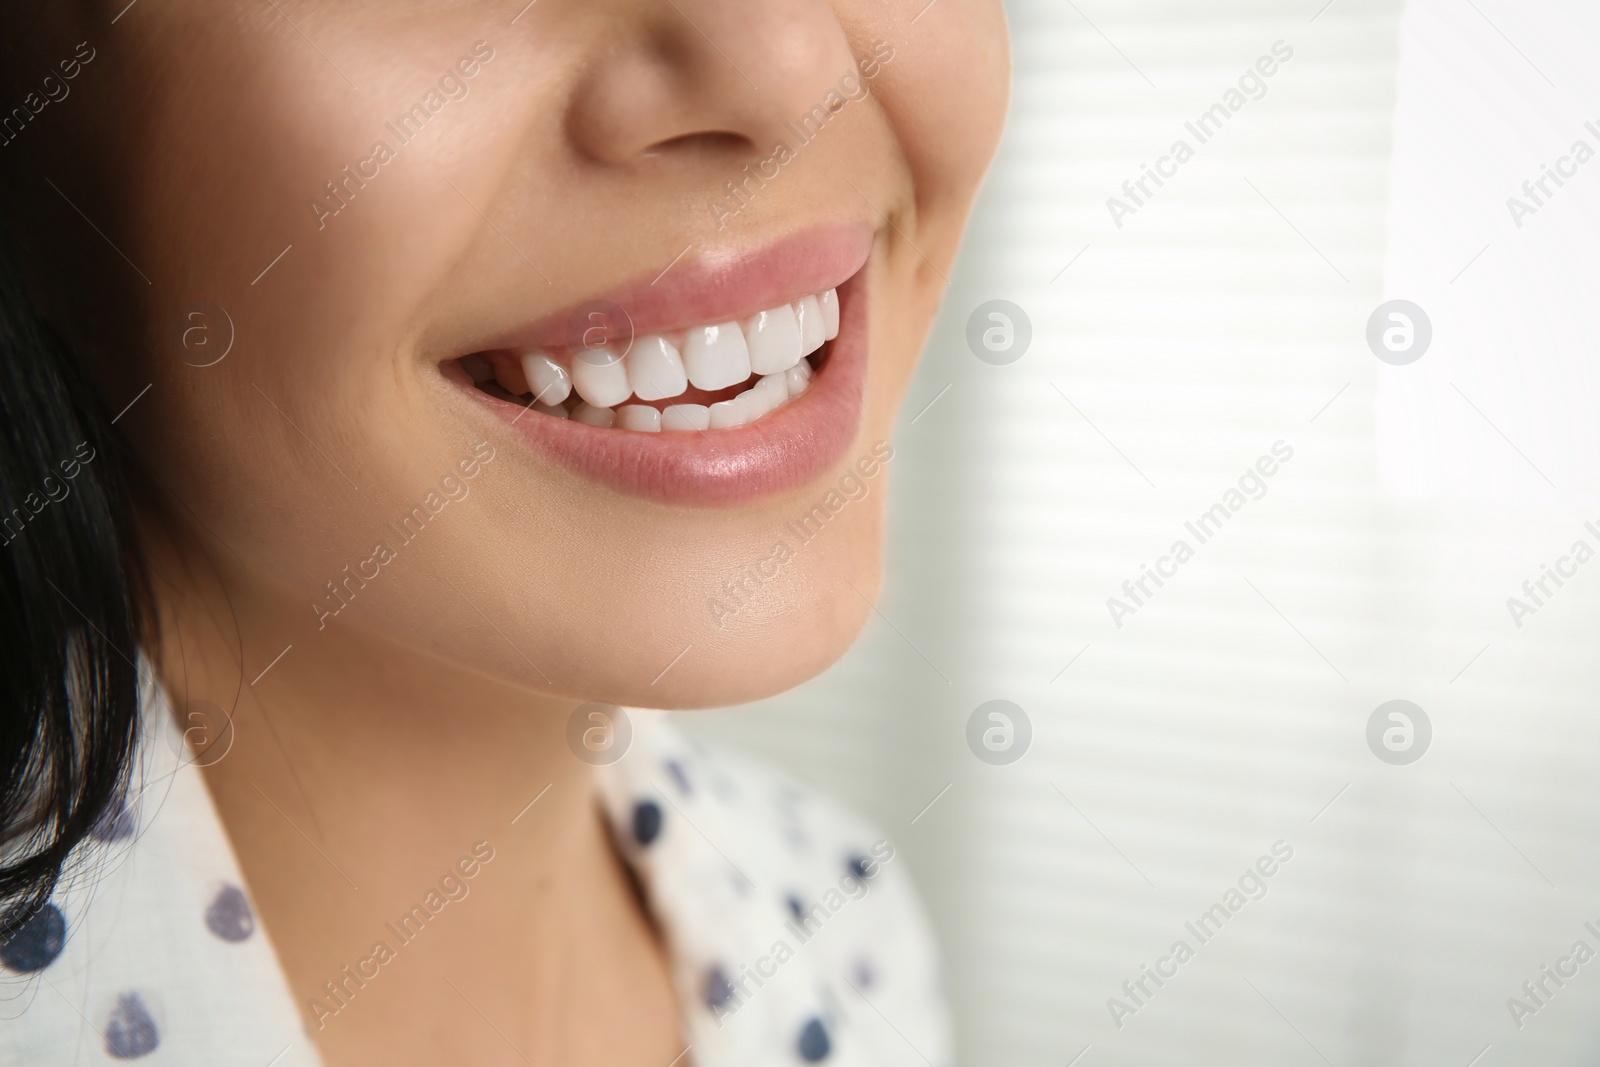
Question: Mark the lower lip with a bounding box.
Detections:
[461,269,868,507]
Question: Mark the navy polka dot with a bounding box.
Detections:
[703,965,736,1011]
[89,797,136,843]
[632,800,663,846]
[204,884,255,942]
[0,902,66,972]
[105,992,160,1059]
[664,759,692,795]
[853,957,876,989]
[786,894,807,922]
[846,854,875,881]
[797,1017,831,1062]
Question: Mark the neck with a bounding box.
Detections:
[146,546,679,1062]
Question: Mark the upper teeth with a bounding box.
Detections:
[491,287,839,431]
[521,352,572,406]
[627,335,688,401]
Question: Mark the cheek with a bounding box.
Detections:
[112,15,526,581]
[835,6,1009,425]
[867,2,1010,208]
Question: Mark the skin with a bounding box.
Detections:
[1,2,1008,1064]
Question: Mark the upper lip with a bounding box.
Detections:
[461,224,872,355]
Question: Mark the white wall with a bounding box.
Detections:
[682,1,1600,1064]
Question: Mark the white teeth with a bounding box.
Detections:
[794,295,827,357]
[571,349,632,408]
[784,359,812,398]
[616,404,662,432]
[683,322,751,391]
[519,351,571,405]
[744,305,803,375]
[820,288,839,340]
[478,287,837,429]
[626,334,688,402]
[750,374,788,418]
[662,404,711,431]
[707,395,749,429]
[742,390,772,423]
[571,402,615,427]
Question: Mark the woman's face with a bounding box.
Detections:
[8,0,1008,708]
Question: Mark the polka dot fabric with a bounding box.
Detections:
[0,677,322,1065]
[2,683,952,1067]
[596,710,954,1067]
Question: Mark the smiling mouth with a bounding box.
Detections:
[446,225,871,505]
[458,286,840,432]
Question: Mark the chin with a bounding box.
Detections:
[652,574,880,711]
[565,524,885,712]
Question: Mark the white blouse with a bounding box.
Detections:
[0,691,952,1066]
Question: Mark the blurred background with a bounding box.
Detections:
[681,0,1600,1064]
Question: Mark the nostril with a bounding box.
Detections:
[564,11,854,169]
[642,130,753,159]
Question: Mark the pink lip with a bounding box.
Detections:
[476,227,871,353]
[454,228,872,507]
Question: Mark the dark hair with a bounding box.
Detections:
[0,227,147,938]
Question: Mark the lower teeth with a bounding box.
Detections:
[474,353,819,431]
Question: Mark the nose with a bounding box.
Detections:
[565,0,862,165]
